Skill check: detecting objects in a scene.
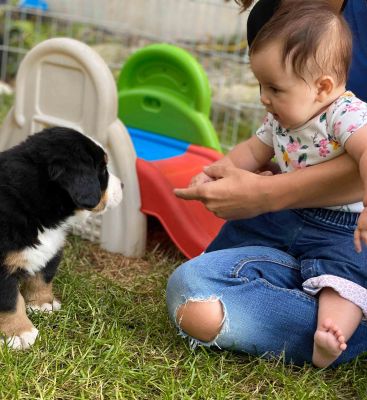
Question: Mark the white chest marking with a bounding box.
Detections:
[23,226,66,275]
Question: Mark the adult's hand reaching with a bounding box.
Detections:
[174,153,364,221]
[174,164,272,219]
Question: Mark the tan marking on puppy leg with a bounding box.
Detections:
[21,273,55,307]
[4,250,27,274]
[92,190,108,213]
[0,293,34,337]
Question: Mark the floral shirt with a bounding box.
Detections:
[256,91,367,212]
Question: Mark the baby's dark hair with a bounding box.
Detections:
[249,0,352,85]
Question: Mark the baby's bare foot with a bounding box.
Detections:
[312,318,347,368]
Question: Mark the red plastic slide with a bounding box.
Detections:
[136,144,225,259]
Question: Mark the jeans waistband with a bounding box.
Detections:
[294,208,359,228]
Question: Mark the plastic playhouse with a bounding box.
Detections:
[0,38,224,259]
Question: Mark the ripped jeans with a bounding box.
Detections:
[166,246,367,366]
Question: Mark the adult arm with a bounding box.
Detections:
[174,153,363,219]
[344,125,367,251]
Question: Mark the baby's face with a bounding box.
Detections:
[250,41,322,130]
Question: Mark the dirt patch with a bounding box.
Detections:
[70,217,185,286]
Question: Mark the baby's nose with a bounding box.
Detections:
[260,94,271,105]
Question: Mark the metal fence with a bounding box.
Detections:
[0,0,264,150]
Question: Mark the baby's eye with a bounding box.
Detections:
[270,86,280,93]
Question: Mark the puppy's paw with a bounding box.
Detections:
[1,327,39,350]
[27,299,61,313]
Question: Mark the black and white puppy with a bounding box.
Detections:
[0,127,123,349]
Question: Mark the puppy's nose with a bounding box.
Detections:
[120,182,124,189]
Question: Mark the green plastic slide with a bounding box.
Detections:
[117,43,222,152]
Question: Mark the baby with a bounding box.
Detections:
[191,0,367,367]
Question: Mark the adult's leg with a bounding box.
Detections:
[166,246,367,366]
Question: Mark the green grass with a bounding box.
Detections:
[0,235,365,399]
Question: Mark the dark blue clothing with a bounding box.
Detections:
[246,0,281,47]
[343,0,367,102]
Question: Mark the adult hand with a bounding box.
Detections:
[189,171,215,187]
[174,164,272,219]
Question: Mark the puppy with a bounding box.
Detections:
[0,127,123,349]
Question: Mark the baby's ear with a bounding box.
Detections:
[315,75,335,101]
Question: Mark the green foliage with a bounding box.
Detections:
[0,94,13,122]
[0,17,50,80]
[0,11,114,81]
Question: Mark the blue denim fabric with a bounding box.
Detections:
[166,246,367,366]
[206,208,367,287]
[166,209,367,365]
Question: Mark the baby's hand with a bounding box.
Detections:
[354,208,367,252]
[189,170,214,187]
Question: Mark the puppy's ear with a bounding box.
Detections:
[49,163,101,209]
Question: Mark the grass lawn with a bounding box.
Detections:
[0,227,365,400]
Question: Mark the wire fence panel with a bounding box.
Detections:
[0,0,264,150]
